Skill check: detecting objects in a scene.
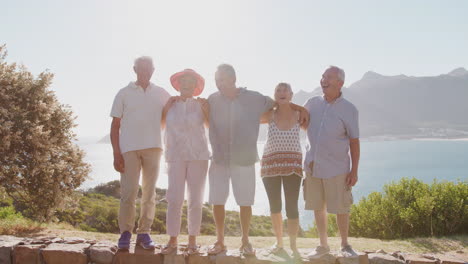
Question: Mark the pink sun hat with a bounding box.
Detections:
[170,69,205,97]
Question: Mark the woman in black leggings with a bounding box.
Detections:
[260,83,308,255]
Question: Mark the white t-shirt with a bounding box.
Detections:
[110,82,170,154]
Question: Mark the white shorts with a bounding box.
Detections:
[208,162,256,206]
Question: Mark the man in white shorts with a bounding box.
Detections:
[303,66,360,258]
[207,64,308,255]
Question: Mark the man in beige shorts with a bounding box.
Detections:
[303,66,360,258]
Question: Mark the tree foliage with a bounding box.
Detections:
[0,45,90,221]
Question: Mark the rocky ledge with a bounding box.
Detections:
[0,235,466,264]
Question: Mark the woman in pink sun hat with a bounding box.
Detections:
[161,69,210,255]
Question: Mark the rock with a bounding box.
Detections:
[336,253,369,264]
[403,254,438,264]
[364,250,377,254]
[187,255,212,264]
[12,244,44,264]
[298,249,336,264]
[163,253,185,264]
[455,251,463,254]
[421,254,436,260]
[391,252,404,260]
[215,255,243,264]
[438,255,467,264]
[63,237,86,244]
[112,250,162,264]
[30,237,63,245]
[89,241,117,264]
[253,248,292,263]
[368,253,405,264]
[0,236,24,264]
[376,250,387,254]
[41,243,90,264]
[112,245,162,264]
[86,239,98,245]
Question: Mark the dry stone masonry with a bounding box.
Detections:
[0,235,466,264]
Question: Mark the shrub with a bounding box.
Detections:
[0,206,43,235]
[350,178,467,239]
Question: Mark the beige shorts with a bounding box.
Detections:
[303,169,353,214]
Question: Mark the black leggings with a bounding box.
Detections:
[262,174,302,219]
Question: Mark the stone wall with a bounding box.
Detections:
[0,235,466,264]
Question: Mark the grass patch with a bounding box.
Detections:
[0,206,44,235]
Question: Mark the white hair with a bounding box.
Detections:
[329,65,345,82]
[134,56,153,67]
[276,82,293,94]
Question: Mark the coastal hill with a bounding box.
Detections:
[293,67,468,139]
[99,68,468,143]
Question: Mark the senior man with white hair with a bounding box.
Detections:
[303,66,360,258]
[110,56,170,250]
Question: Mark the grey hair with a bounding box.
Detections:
[134,56,153,67]
[217,63,236,79]
[329,65,345,82]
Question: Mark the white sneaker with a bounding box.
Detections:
[307,245,330,259]
[340,245,358,257]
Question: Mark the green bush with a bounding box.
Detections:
[350,178,467,239]
[0,206,23,220]
[0,205,43,235]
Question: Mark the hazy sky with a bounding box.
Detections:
[2,0,467,137]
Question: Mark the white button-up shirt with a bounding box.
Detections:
[303,94,359,179]
[110,82,170,154]
[164,98,210,162]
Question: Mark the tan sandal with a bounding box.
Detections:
[208,242,226,255]
[161,244,178,255]
[240,242,256,256]
[186,244,201,255]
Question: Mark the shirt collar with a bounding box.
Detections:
[129,81,154,90]
[221,87,247,99]
[322,92,343,104]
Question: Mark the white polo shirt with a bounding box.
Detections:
[110,82,170,154]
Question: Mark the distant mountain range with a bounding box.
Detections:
[99,67,468,143]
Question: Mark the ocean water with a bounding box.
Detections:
[77,138,468,229]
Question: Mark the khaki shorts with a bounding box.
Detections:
[303,167,353,214]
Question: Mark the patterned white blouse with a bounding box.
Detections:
[261,117,303,178]
[164,98,210,162]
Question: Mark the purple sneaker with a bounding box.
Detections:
[118,231,131,250]
[136,233,155,250]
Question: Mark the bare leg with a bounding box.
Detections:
[271,212,284,247]
[188,235,196,247]
[287,218,299,251]
[168,236,177,245]
[314,209,329,247]
[213,205,225,245]
[336,213,350,247]
[240,206,252,244]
